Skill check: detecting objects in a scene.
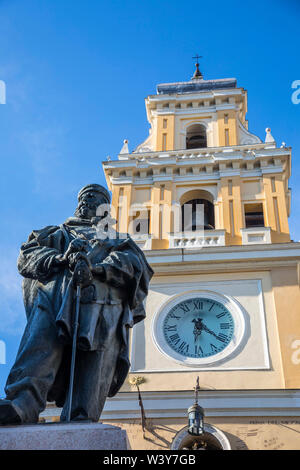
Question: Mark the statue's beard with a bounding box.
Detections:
[74,203,97,219]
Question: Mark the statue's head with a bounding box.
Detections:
[75,184,111,220]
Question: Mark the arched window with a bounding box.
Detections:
[186,124,207,149]
[181,199,215,231]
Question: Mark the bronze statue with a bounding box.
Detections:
[0,184,153,424]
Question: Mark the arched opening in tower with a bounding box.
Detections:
[186,124,207,149]
[181,198,215,231]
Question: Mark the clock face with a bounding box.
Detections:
[162,297,234,359]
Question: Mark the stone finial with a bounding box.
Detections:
[120,139,129,155]
[265,128,275,143]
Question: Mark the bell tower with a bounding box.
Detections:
[100,63,300,451]
[103,64,291,249]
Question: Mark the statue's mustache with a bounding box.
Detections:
[75,202,98,216]
[79,202,97,211]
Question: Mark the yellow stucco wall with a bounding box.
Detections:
[155,115,175,151]
[263,175,290,243]
[103,417,300,450]
[217,110,238,146]
[220,176,243,245]
[271,267,300,388]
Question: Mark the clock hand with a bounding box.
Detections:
[201,323,223,341]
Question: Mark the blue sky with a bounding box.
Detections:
[0,0,299,394]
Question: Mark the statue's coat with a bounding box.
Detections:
[5,218,153,421]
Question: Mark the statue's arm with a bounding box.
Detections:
[91,250,140,288]
[17,227,67,281]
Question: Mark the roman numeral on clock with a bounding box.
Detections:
[193,300,203,310]
[178,341,189,354]
[165,325,177,332]
[217,333,228,343]
[179,303,190,313]
[220,323,230,329]
[169,333,180,345]
[195,345,203,356]
[216,312,226,318]
[169,313,181,319]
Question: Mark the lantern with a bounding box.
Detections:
[187,377,205,436]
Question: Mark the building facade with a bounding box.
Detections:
[46,67,300,450]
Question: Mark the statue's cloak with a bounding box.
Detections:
[17,218,153,405]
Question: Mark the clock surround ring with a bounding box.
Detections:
[151,289,246,367]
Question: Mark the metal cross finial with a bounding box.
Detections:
[192,55,203,80]
[193,54,203,64]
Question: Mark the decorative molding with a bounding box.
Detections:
[238,118,262,145]
[152,85,242,101]
[241,227,272,245]
[132,130,154,155]
[145,243,300,268]
[169,230,226,248]
[41,389,300,420]
[109,164,285,186]
[104,143,291,166]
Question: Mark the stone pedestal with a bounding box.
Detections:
[0,422,129,450]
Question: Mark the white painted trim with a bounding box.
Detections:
[103,144,290,163]
[154,107,217,116]
[238,117,262,145]
[261,166,284,174]
[110,165,285,186]
[257,280,271,371]
[241,227,272,245]
[149,87,244,102]
[41,389,300,420]
[145,244,300,267]
[103,145,290,170]
[169,230,226,249]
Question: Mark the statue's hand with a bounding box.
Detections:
[64,238,89,260]
[73,259,93,287]
[67,252,91,272]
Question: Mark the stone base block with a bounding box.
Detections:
[0,422,129,450]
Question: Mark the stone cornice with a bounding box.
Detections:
[103,144,290,168]
[103,147,290,187]
[145,242,300,273]
[148,86,244,102]
[41,389,300,420]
